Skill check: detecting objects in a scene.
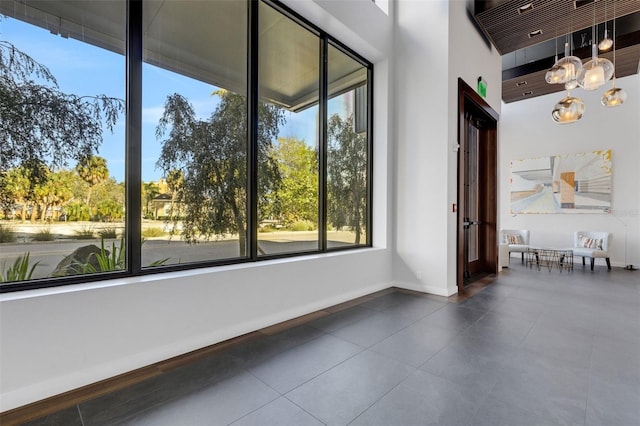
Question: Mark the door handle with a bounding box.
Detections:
[463,220,482,227]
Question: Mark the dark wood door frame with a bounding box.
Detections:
[457,78,499,292]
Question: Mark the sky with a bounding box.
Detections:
[4,17,331,183]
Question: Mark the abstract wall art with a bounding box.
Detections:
[510,149,611,214]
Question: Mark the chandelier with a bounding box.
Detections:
[545,0,627,124]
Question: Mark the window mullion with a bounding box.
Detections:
[126,0,143,274]
[319,36,328,252]
[247,0,259,260]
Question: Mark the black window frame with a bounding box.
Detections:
[1,0,373,293]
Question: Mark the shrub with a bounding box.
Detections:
[1,252,39,283]
[0,224,17,243]
[31,226,55,242]
[97,227,118,239]
[142,227,165,238]
[74,226,95,240]
[66,202,91,221]
[83,238,125,272]
[288,220,316,232]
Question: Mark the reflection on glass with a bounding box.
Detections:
[326,45,369,248]
[0,1,126,283]
[141,0,248,267]
[257,2,320,256]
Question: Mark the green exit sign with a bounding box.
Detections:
[477,77,487,98]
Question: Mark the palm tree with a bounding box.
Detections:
[76,155,109,207]
[142,181,160,218]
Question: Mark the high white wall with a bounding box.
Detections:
[0,0,395,412]
[500,75,640,268]
[393,0,501,296]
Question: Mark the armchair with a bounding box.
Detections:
[573,231,612,271]
[501,229,530,264]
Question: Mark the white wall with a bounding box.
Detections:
[0,0,395,412]
[500,75,640,268]
[393,0,501,296]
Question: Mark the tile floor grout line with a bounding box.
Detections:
[343,365,416,426]
[280,394,328,426]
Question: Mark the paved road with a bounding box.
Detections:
[0,226,355,280]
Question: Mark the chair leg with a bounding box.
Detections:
[590,258,595,271]
[582,257,585,266]
[521,252,524,263]
[606,258,611,270]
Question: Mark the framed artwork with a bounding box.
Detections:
[510,149,611,214]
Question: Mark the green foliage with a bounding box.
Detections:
[327,114,368,244]
[147,257,171,267]
[31,226,55,241]
[74,226,95,240]
[66,201,91,221]
[142,181,161,217]
[0,40,124,175]
[141,227,165,238]
[156,90,284,254]
[76,155,109,206]
[31,168,75,222]
[95,198,124,222]
[82,238,169,272]
[0,224,17,243]
[92,178,125,218]
[287,220,316,232]
[0,167,30,221]
[269,137,318,226]
[97,226,118,239]
[83,238,125,273]
[1,252,39,283]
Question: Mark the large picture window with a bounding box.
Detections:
[0,1,127,283]
[141,0,249,266]
[0,0,372,292]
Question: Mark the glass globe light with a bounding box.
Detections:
[565,79,578,90]
[547,43,583,85]
[577,45,614,91]
[601,81,627,107]
[598,30,613,51]
[545,64,567,84]
[551,94,585,124]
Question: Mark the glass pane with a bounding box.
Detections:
[0,1,126,284]
[142,0,248,267]
[326,45,369,248]
[468,125,479,262]
[257,2,320,256]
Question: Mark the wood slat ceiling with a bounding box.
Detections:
[503,43,640,103]
[476,0,640,55]
[474,0,640,103]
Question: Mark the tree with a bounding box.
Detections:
[327,114,368,244]
[0,167,30,221]
[32,169,74,222]
[271,137,318,226]
[0,40,123,176]
[91,178,125,221]
[76,155,109,207]
[142,181,160,218]
[165,169,184,223]
[156,90,284,254]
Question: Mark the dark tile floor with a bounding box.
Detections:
[26,262,639,425]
